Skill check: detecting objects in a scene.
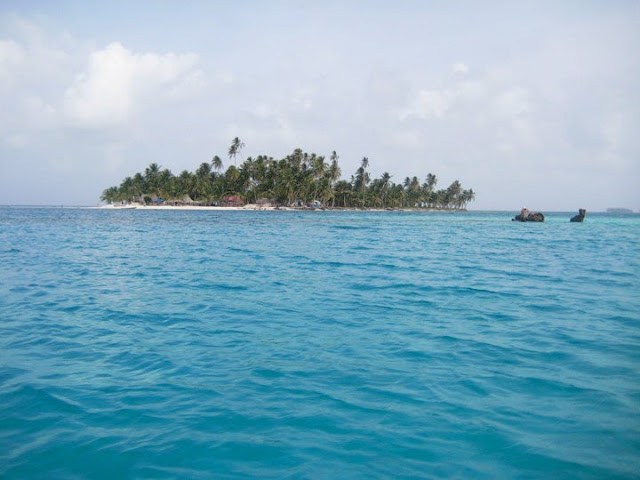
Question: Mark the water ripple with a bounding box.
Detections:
[1,208,639,478]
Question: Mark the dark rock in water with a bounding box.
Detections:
[570,209,586,223]
[513,212,545,222]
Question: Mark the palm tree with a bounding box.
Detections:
[424,173,438,207]
[380,172,392,208]
[312,155,327,202]
[101,186,118,204]
[425,173,437,191]
[118,176,134,202]
[158,169,173,200]
[211,155,223,172]
[132,173,145,200]
[177,170,194,200]
[224,165,241,196]
[402,176,411,207]
[446,180,462,208]
[461,189,475,209]
[144,163,161,196]
[334,180,352,207]
[283,167,298,206]
[359,157,370,208]
[240,157,259,203]
[228,137,245,166]
[328,151,341,207]
[390,184,404,208]
[195,162,213,202]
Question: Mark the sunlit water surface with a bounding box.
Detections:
[1,208,639,478]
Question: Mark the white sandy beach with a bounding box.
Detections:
[99,204,291,211]
[97,204,451,212]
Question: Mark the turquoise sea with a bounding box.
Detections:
[1,207,639,479]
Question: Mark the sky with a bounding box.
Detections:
[0,0,638,211]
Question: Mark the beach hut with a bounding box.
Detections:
[171,195,197,206]
[222,195,244,207]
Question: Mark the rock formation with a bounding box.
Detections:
[570,209,586,222]
[513,211,545,222]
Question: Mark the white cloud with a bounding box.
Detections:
[251,103,274,118]
[24,95,56,122]
[3,132,28,149]
[0,18,208,138]
[291,87,314,109]
[0,39,24,86]
[495,87,531,118]
[399,89,451,120]
[0,15,73,88]
[452,62,469,75]
[388,130,421,149]
[62,42,204,127]
[217,71,234,85]
[456,80,484,100]
[397,69,535,152]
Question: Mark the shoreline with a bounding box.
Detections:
[97,204,467,212]
[2,205,637,214]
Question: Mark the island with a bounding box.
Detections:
[101,138,475,210]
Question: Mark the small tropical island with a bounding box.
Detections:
[101,138,475,210]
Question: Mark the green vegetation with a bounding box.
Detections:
[101,139,475,209]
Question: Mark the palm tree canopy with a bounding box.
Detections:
[101,145,475,209]
[228,137,245,158]
[212,155,223,171]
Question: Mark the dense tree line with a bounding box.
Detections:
[101,138,475,209]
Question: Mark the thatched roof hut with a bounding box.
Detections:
[178,195,197,205]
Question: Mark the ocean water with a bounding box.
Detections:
[1,207,639,479]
